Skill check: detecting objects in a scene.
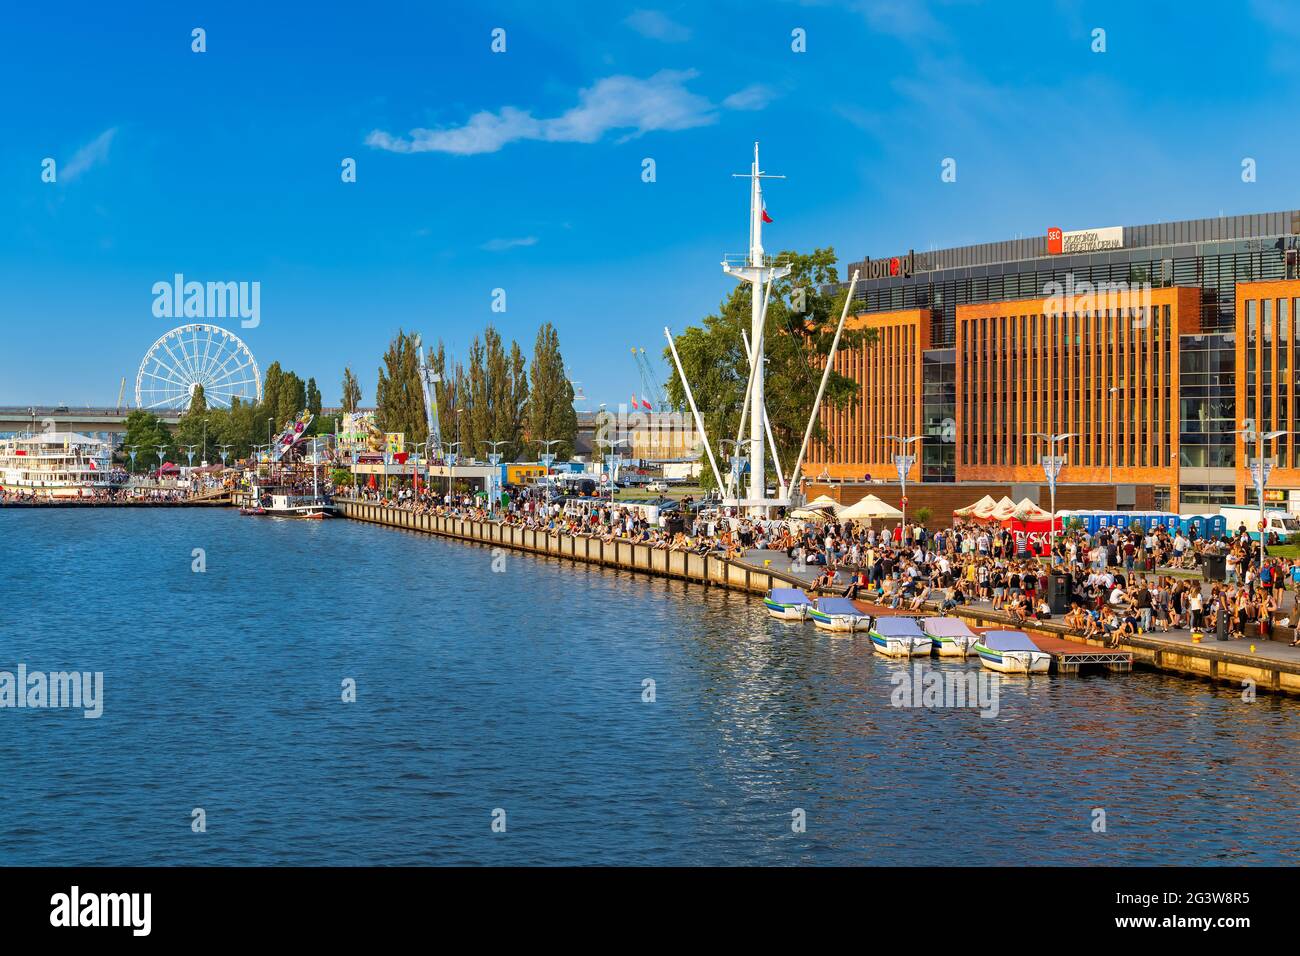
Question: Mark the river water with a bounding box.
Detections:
[1,508,1297,865]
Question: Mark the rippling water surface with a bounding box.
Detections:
[1,509,1297,865]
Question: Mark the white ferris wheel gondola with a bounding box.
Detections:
[135,323,261,411]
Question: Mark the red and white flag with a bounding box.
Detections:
[761,201,773,224]
[631,392,638,409]
[641,398,652,411]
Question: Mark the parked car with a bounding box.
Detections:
[647,480,669,493]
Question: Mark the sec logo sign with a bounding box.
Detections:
[1047,227,1063,255]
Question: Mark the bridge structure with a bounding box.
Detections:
[0,405,354,444]
[0,406,183,442]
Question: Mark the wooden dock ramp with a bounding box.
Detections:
[1027,633,1132,674]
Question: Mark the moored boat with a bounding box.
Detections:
[974,630,1052,674]
[921,617,980,657]
[0,431,118,499]
[808,597,872,633]
[763,587,811,621]
[869,616,933,657]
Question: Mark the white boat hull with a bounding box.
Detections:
[871,635,933,657]
[977,649,1051,674]
[811,614,870,633]
[765,604,808,622]
[931,636,980,658]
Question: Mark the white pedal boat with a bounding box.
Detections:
[921,617,980,657]
[974,630,1052,674]
[808,597,872,633]
[869,616,933,657]
[763,587,811,621]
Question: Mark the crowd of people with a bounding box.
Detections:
[345,482,1300,648]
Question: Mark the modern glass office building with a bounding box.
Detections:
[809,211,1300,512]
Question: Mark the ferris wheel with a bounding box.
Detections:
[135,324,261,411]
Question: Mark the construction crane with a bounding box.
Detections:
[415,337,443,456]
[631,347,668,411]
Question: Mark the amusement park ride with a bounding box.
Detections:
[241,411,334,518]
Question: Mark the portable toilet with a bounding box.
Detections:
[1203,514,1227,539]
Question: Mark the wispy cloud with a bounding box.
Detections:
[367,70,717,155]
[851,0,944,39]
[624,9,691,42]
[62,127,117,182]
[481,236,538,252]
[722,84,776,111]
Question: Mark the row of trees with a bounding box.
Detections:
[664,247,870,488]
[372,322,577,461]
[121,360,325,470]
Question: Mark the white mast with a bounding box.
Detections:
[724,142,789,515]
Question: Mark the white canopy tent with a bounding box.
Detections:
[840,494,904,522]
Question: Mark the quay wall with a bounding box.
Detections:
[334,497,802,595]
[334,499,1300,697]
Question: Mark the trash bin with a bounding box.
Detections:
[1202,553,1226,582]
[1046,573,1073,614]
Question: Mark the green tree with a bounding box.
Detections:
[306,377,322,417]
[341,367,361,412]
[664,247,871,487]
[527,322,577,459]
[122,409,173,471]
[375,329,427,446]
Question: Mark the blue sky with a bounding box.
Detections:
[2,0,1299,409]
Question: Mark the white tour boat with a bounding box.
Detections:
[0,431,116,499]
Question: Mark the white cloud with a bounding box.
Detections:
[62,127,117,181]
[852,0,943,39]
[624,9,692,42]
[481,236,538,251]
[367,70,717,155]
[723,84,775,111]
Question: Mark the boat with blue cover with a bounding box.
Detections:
[763,587,812,621]
[807,597,872,633]
[869,616,933,657]
[974,630,1052,674]
[921,617,980,657]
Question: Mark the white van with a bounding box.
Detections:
[1218,505,1300,542]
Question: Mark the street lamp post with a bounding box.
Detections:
[218,444,232,468]
[1030,432,1074,559]
[481,441,509,515]
[536,438,562,496]
[1234,425,1288,560]
[596,437,628,504]
[441,441,462,500]
[126,444,140,475]
[154,444,169,482]
[182,444,198,469]
[885,434,923,546]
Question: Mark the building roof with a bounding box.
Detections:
[842,209,1300,286]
